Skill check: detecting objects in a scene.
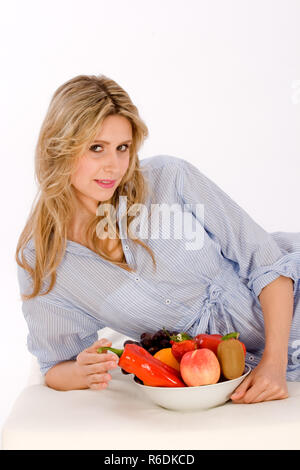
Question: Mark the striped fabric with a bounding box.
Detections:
[17,155,300,378]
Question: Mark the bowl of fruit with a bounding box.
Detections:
[97,328,251,411]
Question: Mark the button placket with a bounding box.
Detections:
[118,203,136,266]
[118,203,171,295]
[128,270,181,312]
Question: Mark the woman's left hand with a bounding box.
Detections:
[230,355,289,404]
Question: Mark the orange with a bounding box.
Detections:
[153,347,180,371]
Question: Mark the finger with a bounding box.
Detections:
[86,360,119,375]
[234,380,268,404]
[230,374,253,400]
[85,338,112,353]
[78,351,119,366]
[87,373,112,390]
[88,372,112,384]
[97,351,120,362]
[81,352,119,365]
[249,389,275,403]
[89,382,108,390]
[251,386,289,403]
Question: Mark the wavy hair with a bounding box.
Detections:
[15,74,156,301]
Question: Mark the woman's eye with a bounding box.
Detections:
[90,144,102,152]
[89,144,130,153]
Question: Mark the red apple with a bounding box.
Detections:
[180,348,221,386]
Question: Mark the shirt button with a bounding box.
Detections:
[248,355,255,361]
[165,299,171,305]
[124,245,129,250]
[135,277,140,282]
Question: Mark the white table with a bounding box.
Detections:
[2,328,300,450]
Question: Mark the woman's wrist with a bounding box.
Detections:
[45,360,88,391]
[262,346,288,370]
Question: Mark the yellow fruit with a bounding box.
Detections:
[153,347,181,371]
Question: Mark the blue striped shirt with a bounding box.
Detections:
[17,155,300,379]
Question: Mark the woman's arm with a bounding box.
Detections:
[259,275,294,365]
[45,339,119,391]
[45,360,87,391]
[231,275,294,403]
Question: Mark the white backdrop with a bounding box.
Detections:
[1,0,299,434]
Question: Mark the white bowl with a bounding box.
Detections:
[133,365,251,411]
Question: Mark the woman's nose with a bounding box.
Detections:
[103,152,119,173]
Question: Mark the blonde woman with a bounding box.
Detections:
[16,74,300,403]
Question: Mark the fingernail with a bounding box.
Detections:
[109,353,119,361]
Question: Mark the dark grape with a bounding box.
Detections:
[148,346,160,355]
[140,332,153,349]
[151,333,164,345]
[140,332,151,341]
[137,328,182,355]
[133,375,143,384]
[123,340,141,347]
[152,329,170,344]
[159,339,171,349]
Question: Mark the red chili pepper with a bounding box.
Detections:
[194,332,246,356]
[170,339,198,363]
[97,344,186,387]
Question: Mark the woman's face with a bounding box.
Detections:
[71,114,132,214]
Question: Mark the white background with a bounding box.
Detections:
[1,0,299,435]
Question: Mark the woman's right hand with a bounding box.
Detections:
[75,338,119,390]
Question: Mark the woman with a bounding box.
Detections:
[16,74,300,403]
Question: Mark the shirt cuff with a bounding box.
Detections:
[247,252,300,298]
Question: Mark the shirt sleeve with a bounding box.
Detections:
[17,264,103,376]
[21,297,104,376]
[177,158,298,298]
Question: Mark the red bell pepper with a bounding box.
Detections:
[194,333,223,355]
[194,332,246,356]
[97,343,186,387]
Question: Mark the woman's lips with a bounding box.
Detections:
[94,179,116,188]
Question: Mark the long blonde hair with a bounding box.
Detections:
[16,74,156,301]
